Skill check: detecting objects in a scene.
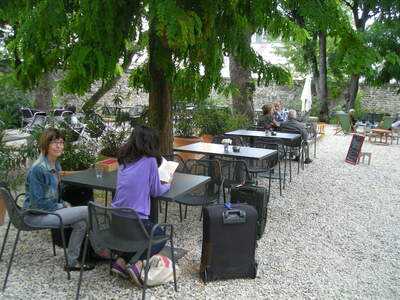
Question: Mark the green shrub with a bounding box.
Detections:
[0,73,33,128]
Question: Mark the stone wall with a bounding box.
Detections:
[64,74,399,114]
[359,85,400,114]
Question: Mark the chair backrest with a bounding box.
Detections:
[211,134,226,144]
[0,187,28,231]
[26,115,47,132]
[219,159,251,183]
[186,159,223,197]
[254,140,281,167]
[20,108,34,119]
[163,154,187,173]
[88,202,150,255]
[381,116,394,130]
[336,112,351,133]
[53,109,64,117]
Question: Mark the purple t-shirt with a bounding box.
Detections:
[112,156,171,218]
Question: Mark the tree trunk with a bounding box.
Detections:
[34,73,53,112]
[345,5,368,110]
[318,31,329,122]
[229,31,254,122]
[148,23,173,155]
[346,74,360,110]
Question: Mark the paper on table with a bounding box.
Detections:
[158,157,179,183]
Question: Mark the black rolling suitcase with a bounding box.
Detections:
[200,203,258,282]
[230,183,269,240]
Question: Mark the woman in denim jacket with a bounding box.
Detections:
[23,128,94,271]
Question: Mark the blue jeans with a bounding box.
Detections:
[119,219,166,263]
[24,206,88,267]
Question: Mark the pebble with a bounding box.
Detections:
[0,125,399,299]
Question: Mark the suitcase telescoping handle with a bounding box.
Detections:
[222,209,247,224]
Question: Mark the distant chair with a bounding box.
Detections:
[24,113,47,133]
[334,111,352,135]
[380,116,394,130]
[175,159,223,221]
[19,108,34,127]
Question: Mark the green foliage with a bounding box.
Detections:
[194,103,251,136]
[99,129,128,158]
[59,142,96,171]
[353,91,364,120]
[366,19,400,89]
[194,105,232,136]
[0,73,33,128]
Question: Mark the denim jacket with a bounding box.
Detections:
[23,155,64,211]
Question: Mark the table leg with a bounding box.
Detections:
[150,197,159,223]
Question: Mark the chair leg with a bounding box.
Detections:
[278,160,282,196]
[289,149,292,182]
[52,232,56,256]
[159,201,163,213]
[169,229,178,292]
[109,250,114,275]
[179,204,183,222]
[3,229,20,291]
[76,234,89,300]
[184,205,188,219]
[60,226,71,280]
[0,221,11,261]
[267,169,272,203]
[164,202,168,223]
[142,242,153,300]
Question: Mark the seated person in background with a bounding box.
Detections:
[392,119,400,129]
[111,125,171,286]
[348,109,357,132]
[258,103,280,129]
[23,128,94,271]
[280,110,312,164]
[273,101,287,123]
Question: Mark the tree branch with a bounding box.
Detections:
[82,49,135,112]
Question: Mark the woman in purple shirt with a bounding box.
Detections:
[111,125,170,286]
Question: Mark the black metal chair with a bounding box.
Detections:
[218,159,251,202]
[76,202,178,300]
[24,113,47,133]
[250,140,284,195]
[161,154,188,222]
[0,187,71,291]
[19,107,34,127]
[276,129,305,182]
[176,159,223,221]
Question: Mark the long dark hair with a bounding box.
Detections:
[117,125,162,167]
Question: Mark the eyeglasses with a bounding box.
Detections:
[50,140,64,146]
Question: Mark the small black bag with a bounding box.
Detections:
[230,183,269,240]
[200,203,258,282]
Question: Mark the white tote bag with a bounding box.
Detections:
[138,254,179,286]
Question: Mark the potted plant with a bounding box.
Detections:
[172,101,202,160]
[194,105,232,142]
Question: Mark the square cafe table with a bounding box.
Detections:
[225,129,301,146]
[61,170,210,223]
[173,142,277,160]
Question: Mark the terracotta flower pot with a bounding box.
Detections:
[173,136,204,161]
[201,134,214,143]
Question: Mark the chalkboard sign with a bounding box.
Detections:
[345,134,365,165]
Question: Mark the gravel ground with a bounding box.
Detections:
[0,125,399,299]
